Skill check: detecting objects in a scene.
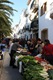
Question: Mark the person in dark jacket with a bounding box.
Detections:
[10,40,23,67]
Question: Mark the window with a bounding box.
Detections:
[40,2,47,16]
[41,6,44,16]
[44,2,47,12]
[41,29,48,41]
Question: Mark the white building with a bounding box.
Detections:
[12,0,38,40]
[18,9,33,40]
[11,24,19,38]
[17,9,28,39]
[17,0,38,40]
[39,0,53,43]
[27,0,38,39]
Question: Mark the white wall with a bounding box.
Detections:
[39,0,53,43]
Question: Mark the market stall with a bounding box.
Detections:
[14,48,30,66]
[13,48,53,80]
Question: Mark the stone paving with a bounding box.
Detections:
[0,51,23,80]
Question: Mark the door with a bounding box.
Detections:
[41,29,48,41]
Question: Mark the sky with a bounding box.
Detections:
[10,0,27,27]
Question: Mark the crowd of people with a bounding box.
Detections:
[0,37,53,67]
[8,38,53,67]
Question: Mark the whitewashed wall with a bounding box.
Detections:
[39,0,53,43]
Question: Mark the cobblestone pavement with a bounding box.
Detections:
[0,51,23,80]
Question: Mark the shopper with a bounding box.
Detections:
[35,38,42,55]
[9,39,14,66]
[10,39,23,68]
[42,39,53,65]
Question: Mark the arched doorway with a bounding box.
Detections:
[41,28,48,41]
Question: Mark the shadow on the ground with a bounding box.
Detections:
[1,67,23,80]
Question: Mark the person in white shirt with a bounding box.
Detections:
[9,39,14,66]
[9,40,14,54]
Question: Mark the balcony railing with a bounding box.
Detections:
[31,18,38,33]
[50,2,53,19]
[18,30,22,34]
[23,27,31,32]
[32,4,38,13]
[31,27,38,30]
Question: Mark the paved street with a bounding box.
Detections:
[0,51,23,80]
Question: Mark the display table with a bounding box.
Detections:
[34,56,53,71]
[14,49,30,66]
[14,51,53,80]
[16,49,30,55]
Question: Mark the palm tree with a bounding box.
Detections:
[0,0,16,38]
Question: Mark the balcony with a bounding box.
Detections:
[31,27,38,30]
[50,2,53,19]
[32,4,38,13]
[27,0,31,5]
[22,27,26,32]
[31,19,38,32]
[24,9,28,17]
[30,0,38,13]
[18,29,22,34]
[23,27,31,32]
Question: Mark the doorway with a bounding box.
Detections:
[41,29,48,41]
